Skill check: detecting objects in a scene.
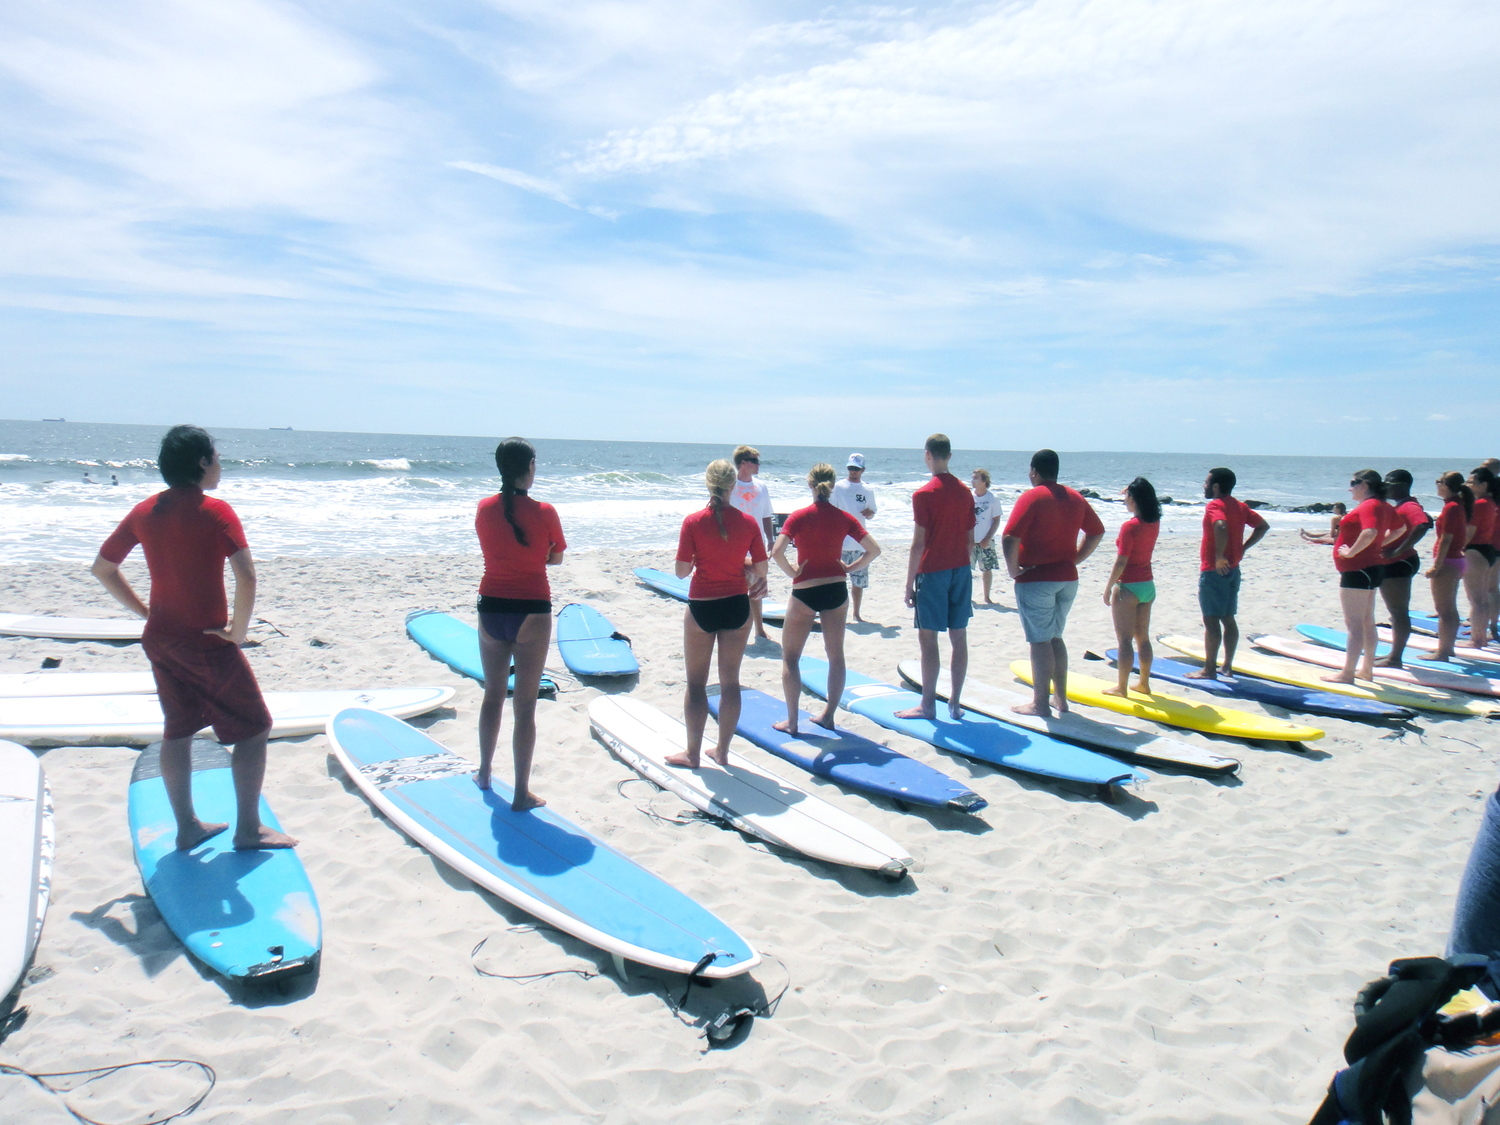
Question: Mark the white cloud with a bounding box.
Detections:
[450,162,618,219]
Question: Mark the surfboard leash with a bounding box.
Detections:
[613,778,716,828]
[469,928,599,984]
[0,1058,215,1125]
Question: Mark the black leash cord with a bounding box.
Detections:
[470,929,598,984]
[0,1058,215,1125]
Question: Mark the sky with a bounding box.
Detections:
[0,0,1497,455]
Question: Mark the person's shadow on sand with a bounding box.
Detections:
[847,621,900,637]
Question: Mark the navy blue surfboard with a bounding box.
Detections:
[706,687,986,813]
[405,610,556,696]
[555,604,638,677]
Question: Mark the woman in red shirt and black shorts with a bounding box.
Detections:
[1322,469,1400,684]
[665,459,769,769]
[1427,472,1474,662]
[770,463,881,734]
[1468,466,1500,649]
[474,437,566,810]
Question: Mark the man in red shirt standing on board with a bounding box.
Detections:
[1186,466,1269,680]
[896,434,974,720]
[92,425,295,852]
[1001,449,1105,717]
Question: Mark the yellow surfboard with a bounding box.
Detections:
[1157,635,1497,718]
[1010,661,1324,743]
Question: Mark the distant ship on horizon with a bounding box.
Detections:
[270,426,293,430]
[42,417,65,422]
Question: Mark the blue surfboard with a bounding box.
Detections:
[706,687,986,813]
[555,604,638,677]
[128,740,320,981]
[1296,624,1500,679]
[799,659,1145,796]
[328,708,757,978]
[405,610,557,696]
[1105,649,1414,721]
[632,567,786,622]
[1405,612,1495,645]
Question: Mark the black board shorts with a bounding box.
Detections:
[1469,544,1500,566]
[1383,555,1421,581]
[1339,565,1386,591]
[791,583,848,612]
[689,595,751,633]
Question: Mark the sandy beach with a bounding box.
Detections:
[1,529,1494,1123]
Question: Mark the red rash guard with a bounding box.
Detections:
[781,500,865,582]
[1116,517,1159,583]
[1199,496,1267,572]
[99,488,249,641]
[911,473,974,574]
[1391,498,1431,561]
[1470,498,1496,550]
[1334,497,1394,572]
[476,493,566,601]
[1435,500,1468,560]
[677,505,768,599]
[1003,483,1105,584]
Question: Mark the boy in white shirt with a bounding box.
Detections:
[831,454,878,621]
[971,468,1003,605]
[730,444,776,640]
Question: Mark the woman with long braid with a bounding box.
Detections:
[1427,472,1473,663]
[474,437,565,810]
[666,459,768,769]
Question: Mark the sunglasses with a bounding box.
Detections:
[743,458,759,464]
[1348,480,1361,488]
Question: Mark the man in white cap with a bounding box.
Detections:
[831,453,878,621]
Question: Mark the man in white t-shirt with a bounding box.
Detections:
[831,453,878,622]
[730,444,776,639]
[970,468,1003,605]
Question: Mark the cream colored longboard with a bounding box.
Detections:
[0,671,157,698]
[0,613,144,641]
[589,695,912,879]
[0,740,51,997]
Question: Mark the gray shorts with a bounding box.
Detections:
[841,549,869,589]
[1015,580,1078,643]
[1198,567,1242,618]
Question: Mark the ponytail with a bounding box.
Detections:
[1351,468,1386,500]
[1472,466,1498,501]
[705,459,736,541]
[495,437,536,546]
[1440,472,1474,519]
[808,462,835,503]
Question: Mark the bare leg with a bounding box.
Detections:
[1324,588,1375,683]
[1103,589,1140,697]
[1376,575,1412,668]
[710,618,753,766]
[230,729,296,848]
[670,610,719,768]
[1186,617,1223,679]
[894,629,941,719]
[1221,615,1240,674]
[476,624,517,791]
[1134,599,1154,694]
[850,584,865,623]
[1464,551,1487,644]
[982,569,995,604]
[815,598,849,728]
[1015,640,1056,717]
[162,735,228,850]
[1433,566,1462,661]
[775,597,816,736]
[1049,636,1069,714]
[750,596,768,640]
[504,613,552,811]
[1488,560,1500,646]
[946,627,967,719]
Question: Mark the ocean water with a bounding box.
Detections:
[0,419,1473,563]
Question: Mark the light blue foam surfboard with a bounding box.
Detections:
[632,567,786,622]
[405,610,557,696]
[1296,624,1500,681]
[128,740,320,981]
[706,687,986,813]
[555,604,638,677]
[800,659,1145,798]
[328,708,758,979]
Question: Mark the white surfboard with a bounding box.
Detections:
[589,695,912,879]
[0,740,52,997]
[0,686,457,746]
[0,613,144,641]
[0,671,159,698]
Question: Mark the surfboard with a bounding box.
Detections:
[0,613,143,641]
[1297,624,1500,682]
[1,740,51,998]
[1377,626,1500,666]
[555,604,638,677]
[405,610,557,696]
[631,567,787,622]
[589,695,912,878]
[1259,632,1500,698]
[1010,661,1324,743]
[705,687,988,812]
[327,707,757,979]
[1159,634,1497,717]
[0,686,457,746]
[1406,612,1493,642]
[1103,649,1414,722]
[0,671,158,697]
[897,661,1241,776]
[800,659,1145,796]
[128,739,320,981]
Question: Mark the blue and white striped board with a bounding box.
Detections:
[555,604,638,677]
[706,687,986,813]
[328,708,758,979]
[128,740,320,981]
[632,567,786,622]
[800,659,1145,798]
[405,610,557,696]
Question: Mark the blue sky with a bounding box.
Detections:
[1,0,1497,454]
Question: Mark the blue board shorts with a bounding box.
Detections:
[1199,567,1242,618]
[1015,580,1078,643]
[913,566,973,632]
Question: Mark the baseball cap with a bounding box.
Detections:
[847,453,866,469]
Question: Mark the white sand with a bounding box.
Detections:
[1,530,1495,1123]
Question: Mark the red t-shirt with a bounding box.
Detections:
[1434,500,1468,560]
[677,505,768,599]
[911,473,974,574]
[1390,498,1431,561]
[781,500,866,583]
[476,494,567,601]
[1116,517,1160,583]
[1003,483,1106,584]
[1470,499,1496,550]
[99,488,249,639]
[1199,496,1268,572]
[1334,497,1394,573]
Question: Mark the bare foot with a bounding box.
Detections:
[1321,673,1356,685]
[853,615,866,623]
[893,705,936,720]
[474,770,491,791]
[772,719,799,736]
[511,792,546,812]
[1101,686,1127,698]
[755,631,771,641]
[1131,680,1150,695]
[1011,701,1051,717]
[1374,656,1403,669]
[664,753,701,768]
[1052,694,1069,715]
[811,712,837,731]
[985,599,997,605]
[708,746,731,767]
[947,700,963,720]
[1184,668,1218,680]
[234,825,298,850]
[176,821,228,851]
